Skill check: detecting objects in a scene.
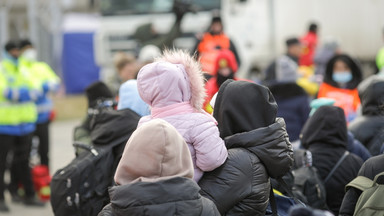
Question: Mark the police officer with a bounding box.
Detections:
[19,39,60,169]
[0,41,44,212]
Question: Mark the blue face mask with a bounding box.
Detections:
[332,71,352,84]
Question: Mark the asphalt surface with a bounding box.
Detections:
[2,119,81,216]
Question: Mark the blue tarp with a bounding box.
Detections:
[62,32,99,94]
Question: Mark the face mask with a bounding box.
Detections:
[332,71,352,84]
[22,48,38,62]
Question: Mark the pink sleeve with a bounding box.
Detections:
[190,118,228,171]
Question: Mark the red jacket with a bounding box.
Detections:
[299,32,318,66]
[204,50,238,111]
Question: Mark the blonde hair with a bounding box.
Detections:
[114,52,136,72]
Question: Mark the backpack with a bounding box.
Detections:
[51,108,140,216]
[292,150,350,210]
[291,149,327,209]
[346,172,384,216]
[50,136,127,216]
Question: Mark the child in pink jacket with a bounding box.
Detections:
[136,49,228,182]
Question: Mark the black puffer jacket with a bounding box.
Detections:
[301,106,363,215]
[98,177,219,216]
[199,80,293,216]
[349,75,384,155]
[339,154,384,216]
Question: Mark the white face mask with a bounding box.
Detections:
[22,48,38,62]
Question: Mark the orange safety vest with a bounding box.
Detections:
[317,83,360,119]
[197,33,230,75]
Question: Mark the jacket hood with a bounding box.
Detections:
[213,49,238,76]
[301,106,348,149]
[137,49,206,110]
[324,54,362,89]
[357,75,384,116]
[224,118,293,178]
[108,177,205,215]
[213,80,292,178]
[114,119,194,185]
[117,79,150,116]
[213,80,278,138]
[90,108,140,145]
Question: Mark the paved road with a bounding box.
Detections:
[3,119,81,216]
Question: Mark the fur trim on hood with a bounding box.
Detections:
[155,49,206,110]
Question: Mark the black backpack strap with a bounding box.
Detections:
[269,185,278,216]
[324,151,349,184]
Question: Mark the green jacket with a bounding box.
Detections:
[19,57,60,123]
[376,47,384,70]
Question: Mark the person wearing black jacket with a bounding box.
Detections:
[198,80,293,216]
[339,154,384,216]
[98,119,220,216]
[300,106,363,215]
[348,75,384,156]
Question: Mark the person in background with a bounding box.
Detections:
[114,53,138,83]
[300,106,363,215]
[198,80,293,215]
[309,98,371,161]
[313,38,341,77]
[204,49,240,113]
[98,119,220,216]
[339,154,384,216]
[299,22,319,66]
[73,81,114,147]
[193,16,240,78]
[264,38,302,83]
[317,54,363,122]
[265,37,318,97]
[0,42,44,212]
[105,52,138,94]
[117,74,150,117]
[348,75,384,156]
[18,39,60,169]
[376,27,384,73]
[264,38,310,143]
[137,49,228,182]
[112,51,151,117]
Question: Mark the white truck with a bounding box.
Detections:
[94,0,384,80]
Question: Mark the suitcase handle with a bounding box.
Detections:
[73,142,99,156]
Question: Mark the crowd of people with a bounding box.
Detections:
[94,17,384,216]
[1,12,384,216]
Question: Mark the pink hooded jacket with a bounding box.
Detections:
[137,50,228,182]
